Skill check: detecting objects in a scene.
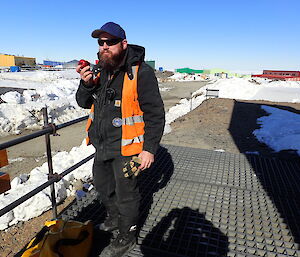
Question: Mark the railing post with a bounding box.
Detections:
[42,107,57,219]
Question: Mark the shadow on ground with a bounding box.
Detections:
[54,146,229,256]
[137,146,229,256]
[229,100,300,247]
[228,100,299,159]
[141,207,228,257]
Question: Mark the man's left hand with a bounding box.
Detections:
[138,151,154,170]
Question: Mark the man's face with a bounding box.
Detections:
[98,32,127,70]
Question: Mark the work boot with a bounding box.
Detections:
[98,215,118,232]
[99,225,137,257]
[98,203,119,232]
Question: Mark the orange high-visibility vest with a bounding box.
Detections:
[86,65,144,156]
[85,103,94,146]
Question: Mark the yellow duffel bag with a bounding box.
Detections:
[19,219,93,257]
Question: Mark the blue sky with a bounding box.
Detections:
[1,0,299,72]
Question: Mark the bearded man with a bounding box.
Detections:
[76,22,165,257]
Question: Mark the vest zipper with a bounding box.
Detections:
[98,80,109,153]
[100,72,118,158]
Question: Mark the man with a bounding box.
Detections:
[76,22,165,257]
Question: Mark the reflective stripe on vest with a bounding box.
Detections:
[122,135,144,146]
[85,65,144,156]
[122,115,144,125]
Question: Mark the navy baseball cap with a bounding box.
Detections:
[91,22,126,39]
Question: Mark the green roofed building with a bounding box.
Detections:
[145,60,155,70]
[175,67,250,78]
[175,68,204,74]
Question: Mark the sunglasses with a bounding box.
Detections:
[98,38,123,46]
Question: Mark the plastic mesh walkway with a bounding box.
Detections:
[61,145,300,257]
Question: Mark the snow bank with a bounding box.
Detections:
[253,106,300,155]
[192,77,300,102]
[0,70,88,136]
[0,140,94,230]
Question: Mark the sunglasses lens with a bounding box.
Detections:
[98,39,122,46]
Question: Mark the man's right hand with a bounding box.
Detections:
[76,65,94,86]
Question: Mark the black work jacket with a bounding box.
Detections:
[76,44,165,160]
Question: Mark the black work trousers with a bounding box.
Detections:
[92,155,141,233]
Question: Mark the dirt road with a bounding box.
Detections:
[159,81,208,111]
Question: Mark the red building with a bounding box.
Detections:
[252,70,300,81]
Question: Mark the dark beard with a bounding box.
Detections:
[99,48,125,71]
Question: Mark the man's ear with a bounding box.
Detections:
[122,39,128,50]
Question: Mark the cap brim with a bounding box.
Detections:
[91,29,104,38]
[91,29,124,39]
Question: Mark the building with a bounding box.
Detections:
[0,54,36,67]
[252,70,300,81]
[176,68,204,74]
[175,68,243,78]
[145,60,155,70]
[43,60,64,67]
[203,68,231,78]
[203,68,250,78]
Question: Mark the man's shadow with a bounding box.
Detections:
[137,145,174,234]
[141,207,229,257]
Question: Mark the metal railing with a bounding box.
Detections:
[0,107,93,219]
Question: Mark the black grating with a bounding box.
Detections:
[59,145,300,256]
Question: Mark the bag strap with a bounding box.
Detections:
[54,230,90,257]
[17,226,49,257]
